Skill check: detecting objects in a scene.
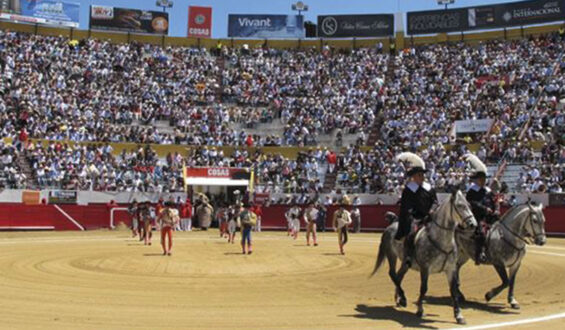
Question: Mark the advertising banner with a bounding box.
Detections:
[185,167,251,180]
[455,119,494,134]
[228,14,304,38]
[90,5,169,35]
[317,14,394,38]
[0,0,79,27]
[492,0,565,28]
[549,194,565,206]
[22,190,40,205]
[49,190,78,204]
[408,0,565,35]
[407,8,467,35]
[187,6,212,38]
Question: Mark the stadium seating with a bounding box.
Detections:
[0,28,563,194]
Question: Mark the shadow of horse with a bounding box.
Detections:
[424,296,519,315]
[341,304,448,329]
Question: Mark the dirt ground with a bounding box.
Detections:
[0,229,563,329]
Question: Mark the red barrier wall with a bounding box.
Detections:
[0,203,564,234]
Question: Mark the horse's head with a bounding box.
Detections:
[450,190,478,230]
[525,202,547,246]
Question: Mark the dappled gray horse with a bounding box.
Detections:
[371,190,477,324]
[455,202,546,309]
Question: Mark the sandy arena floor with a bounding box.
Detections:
[0,229,564,329]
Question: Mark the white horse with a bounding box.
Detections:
[455,202,546,309]
[371,190,477,324]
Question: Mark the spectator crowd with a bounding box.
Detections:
[0,29,563,194]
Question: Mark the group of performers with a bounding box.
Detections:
[394,152,500,267]
[126,150,497,260]
[217,190,258,254]
[285,198,357,254]
[129,199,181,255]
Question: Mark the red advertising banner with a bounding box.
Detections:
[185,167,250,180]
[187,6,212,38]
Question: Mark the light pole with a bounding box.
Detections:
[438,0,455,10]
[156,0,173,13]
[291,2,308,38]
[291,1,309,17]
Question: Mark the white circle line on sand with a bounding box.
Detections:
[449,312,565,330]
[528,250,565,257]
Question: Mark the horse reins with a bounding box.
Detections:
[496,206,543,268]
[421,199,469,273]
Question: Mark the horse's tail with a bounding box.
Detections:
[370,231,388,277]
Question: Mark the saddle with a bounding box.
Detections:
[476,221,492,237]
[411,220,425,234]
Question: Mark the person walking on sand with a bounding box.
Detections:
[158,201,180,256]
[332,197,352,255]
[237,201,257,254]
[304,201,319,246]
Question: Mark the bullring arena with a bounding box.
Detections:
[1,228,565,329]
[1,0,565,328]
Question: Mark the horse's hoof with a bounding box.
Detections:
[485,292,493,302]
[396,296,407,308]
[511,303,520,310]
[456,317,467,325]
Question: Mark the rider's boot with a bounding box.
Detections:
[403,232,416,267]
[474,230,487,265]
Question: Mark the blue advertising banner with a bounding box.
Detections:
[228,14,304,38]
[0,0,80,28]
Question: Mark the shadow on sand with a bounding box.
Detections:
[322,253,344,256]
[424,296,518,315]
[143,253,165,257]
[224,252,246,256]
[342,304,447,329]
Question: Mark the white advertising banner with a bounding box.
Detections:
[455,119,493,134]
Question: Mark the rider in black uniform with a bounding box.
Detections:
[466,170,499,264]
[394,163,438,267]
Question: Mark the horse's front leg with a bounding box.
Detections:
[386,254,403,307]
[507,261,522,309]
[394,261,410,308]
[447,268,466,325]
[455,262,466,303]
[416,269,429,318]
[485,264,509,302]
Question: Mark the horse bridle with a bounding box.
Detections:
[428,198,473,232]
[424,197,473,272]
[501,204,545,246]
[450,198,475,229]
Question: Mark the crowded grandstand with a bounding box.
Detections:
[0,30,563,197]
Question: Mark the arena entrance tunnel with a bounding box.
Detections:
[183,166,252,197]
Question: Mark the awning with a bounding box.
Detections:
[184,178,250,186]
